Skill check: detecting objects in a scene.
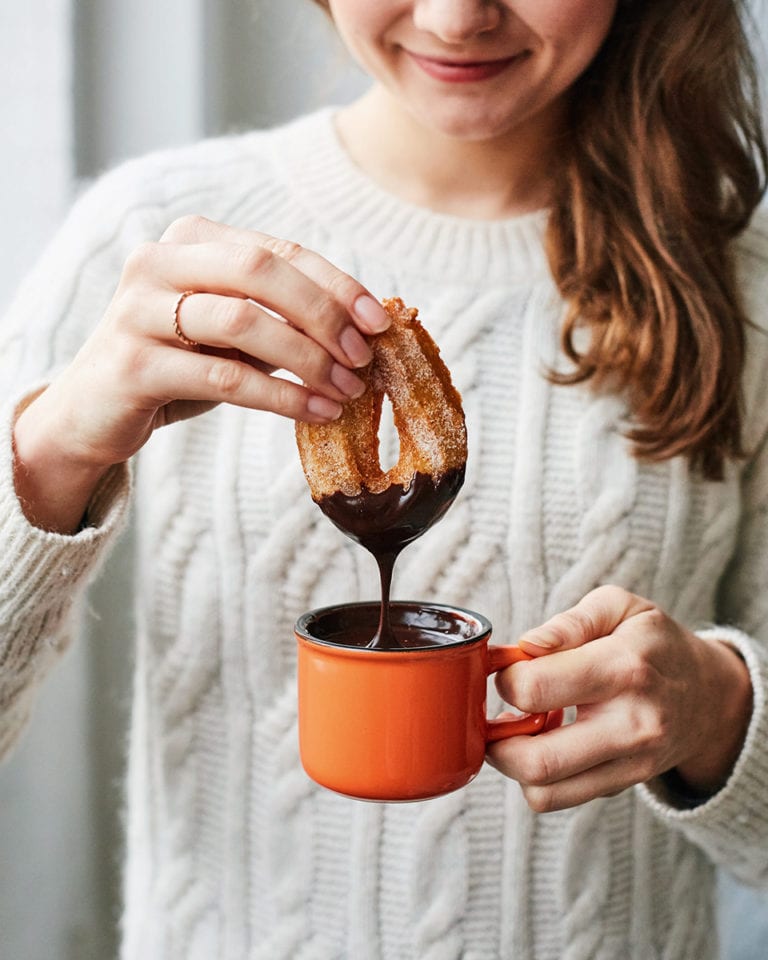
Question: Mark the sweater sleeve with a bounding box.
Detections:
[636,627,768,886]
[636,222,768,887]
[0,393,131,759]
[0,158,170,761]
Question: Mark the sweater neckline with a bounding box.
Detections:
[269,108,552,286]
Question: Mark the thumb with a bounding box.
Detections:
[518,585,653,655]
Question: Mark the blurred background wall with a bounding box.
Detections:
[0,2,765,958]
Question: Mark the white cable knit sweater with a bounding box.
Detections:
[2,109,768,960]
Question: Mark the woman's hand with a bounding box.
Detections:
[12,215,390,532]
[486,585,753,812]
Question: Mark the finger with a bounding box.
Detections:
[169,292,366,403]
[140,343,343,423]
[485,709,642,786]
[158,215,391,335]
[495,635,649,713]
[517,757,650,813]
[518,585,655,654]
[124,240,379,372]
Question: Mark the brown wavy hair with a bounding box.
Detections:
[311,0,767,479]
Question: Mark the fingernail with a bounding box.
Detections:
[520,629,562,650]
[353,295,390,333]
[330,363,366,398]
[307,396,342,421]
[339,326,372,367]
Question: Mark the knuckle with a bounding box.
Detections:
[524,786,556,814]
[520,747,558,786]
[260,236,303,262]
[207,358,246,397]
[628,703,668,753]
[643,711,670,750]
[123,241,159,280]
[323,266,358,303]
[295,339,330,383]
[304,291,345,336]
[160,214,211,243]
[235,243,273,277]
[272,376,303,416]
[620,649,656,693]
[107,332,154,386]
[217,298,252,341]
[108,284,142,325]
[560,608,596,642]
[592,583,631,605]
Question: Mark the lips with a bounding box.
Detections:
[407,51,527,84]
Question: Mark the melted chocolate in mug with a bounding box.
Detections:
[316,467,465,649]
[301,601,482,650]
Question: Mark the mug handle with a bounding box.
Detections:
[485,645,564,742]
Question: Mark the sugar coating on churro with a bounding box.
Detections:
[295,297,467,500]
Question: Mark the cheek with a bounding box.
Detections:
[326,1,401,42]
[326,2,396,73]
[523,0,617,31]
[517,0,617,75]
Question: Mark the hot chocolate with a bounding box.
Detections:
[316,466,466,649]
[298,599,482,651]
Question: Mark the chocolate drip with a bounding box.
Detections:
[316,467,465,649]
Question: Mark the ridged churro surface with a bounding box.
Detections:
[296,298,467,500]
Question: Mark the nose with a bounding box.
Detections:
[412,0,502,44]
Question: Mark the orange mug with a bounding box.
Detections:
[295,601,558,802]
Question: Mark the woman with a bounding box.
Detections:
[2,1,767,957]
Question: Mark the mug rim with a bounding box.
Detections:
[295,600,492,652]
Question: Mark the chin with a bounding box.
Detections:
[412,106,521,144]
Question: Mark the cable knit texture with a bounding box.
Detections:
[1,109,768,959]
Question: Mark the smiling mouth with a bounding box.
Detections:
[407,51,529,84]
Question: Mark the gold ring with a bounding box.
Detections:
[172,290,199,348]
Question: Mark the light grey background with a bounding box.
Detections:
[0,2,766,958]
